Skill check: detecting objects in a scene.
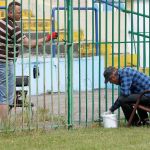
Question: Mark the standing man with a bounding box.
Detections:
[0,1,58,122]
[103,66,150,126]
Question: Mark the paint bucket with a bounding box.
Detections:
[102,113,118,128]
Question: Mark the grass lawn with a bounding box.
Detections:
[0,126,150,150]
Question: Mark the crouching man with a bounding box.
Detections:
[104,66,150,126]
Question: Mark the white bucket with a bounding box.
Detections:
[102,114,118,128]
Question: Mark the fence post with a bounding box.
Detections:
[67,0,73,129]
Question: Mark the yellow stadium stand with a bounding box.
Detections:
[80,43,112,57]
[99,44,112,55]
[107,53,137,67]
[22,9,34,18]
[59,30,84,42]
[0,10,5,18]
[0,1,6,19]
[73,30,85,42]
[0,1,5,7]
[139,67,150,76]
[22,18,54,32]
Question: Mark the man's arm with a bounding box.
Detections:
[23,32,58,48]
[23,36,42,48]
[109,97,121,112]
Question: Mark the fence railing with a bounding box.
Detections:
[0,0,149,131]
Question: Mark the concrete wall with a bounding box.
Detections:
[16,56,105,95]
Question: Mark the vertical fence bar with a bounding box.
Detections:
[11,0,17,131]
[149,0,150,75]
[98,0,102,125]
[35,0,39,130]
[64,0,67,117]
[131,0,133,68]
[137,0,140,71]
[78,0,81,125]
[143,0,146,72]
[20,0,25,130]
[57,0,60,116]
[50,0,54,126]
[117,0,121,122]
[72,2,74,125]
[92,0,95,122]
[118,1,121,69]
[130,1,134,67]
[42,0,46,128]
[124,0,127,67]
[111,0,115,118]
[124,0,127,124]
[5,0,9,131]
[105,0,108,111]
[85,0,88,126]
[67,0,73,128]
[28,0,32,130]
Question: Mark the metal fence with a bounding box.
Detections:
[0,0,149,131]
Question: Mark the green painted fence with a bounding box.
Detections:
[0,0,150,131]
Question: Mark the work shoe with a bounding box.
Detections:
[131,120,143,127]
[143,118,150,126]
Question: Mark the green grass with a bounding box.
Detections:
[8,107,67,129]
[0,127,150,150]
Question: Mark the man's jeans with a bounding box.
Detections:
[118,94,150,124]
[0,62,14,105]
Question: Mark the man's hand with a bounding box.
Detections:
[46,32,58,41]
